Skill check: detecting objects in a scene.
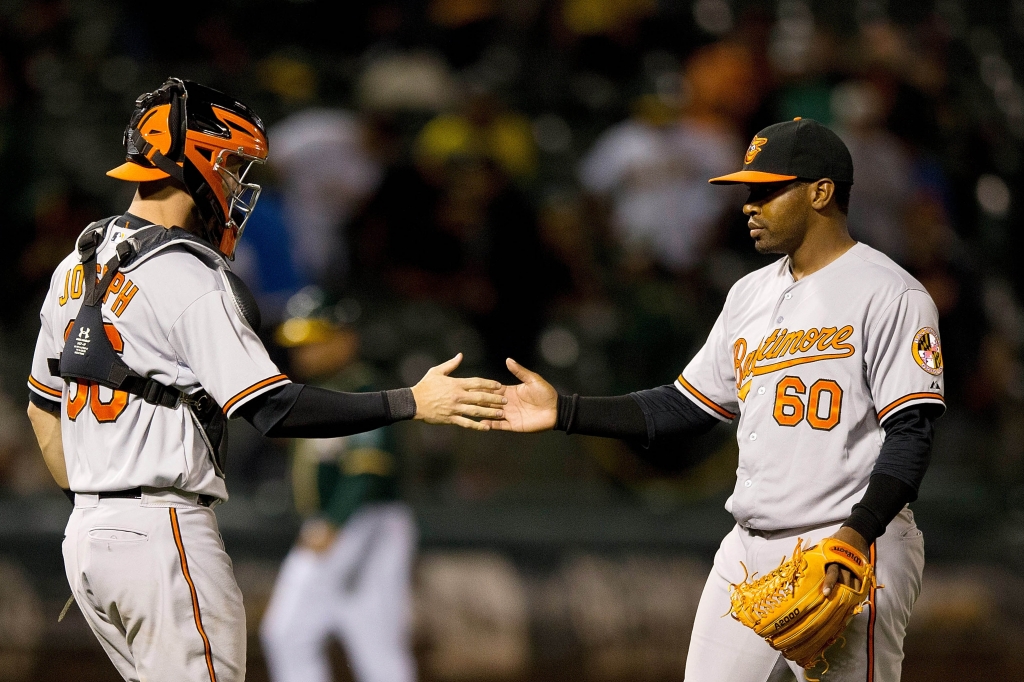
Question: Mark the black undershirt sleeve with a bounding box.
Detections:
[870,405,937,490]
[842,405,939,544]
[842,474,916,545]
[629,385,721,443]
[554,385,722,473]
[236,384,417,438]
[554,393,648,439]
[28,391,61,414]
[555,385,720,444]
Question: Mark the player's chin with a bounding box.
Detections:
[752,236,773,254]
[751,233,781,254]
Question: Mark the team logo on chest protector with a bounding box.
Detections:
[732,325,855,400]
[912,327,943,376]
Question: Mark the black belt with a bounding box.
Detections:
[88,487,216,507]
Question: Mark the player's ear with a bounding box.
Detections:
[809,179,835,212]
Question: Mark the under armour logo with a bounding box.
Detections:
[73,327,92,356]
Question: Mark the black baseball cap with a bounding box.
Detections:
[709,118,854,185]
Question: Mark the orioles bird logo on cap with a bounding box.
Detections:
[744,136,767,164]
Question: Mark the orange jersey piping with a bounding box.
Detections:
[677,375,737,420]
[29,375,63,399]
[876,392,944,422]
[222,374,289,415]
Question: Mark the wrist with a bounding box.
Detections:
[841,474,917,547]
[833,524,871,555]
[385,388,417,422]
[840,510,880,549]
[555,394,578,432]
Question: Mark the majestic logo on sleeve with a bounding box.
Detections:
[733,325,855,400]
[744,136,768,164]
[912,327,943,375]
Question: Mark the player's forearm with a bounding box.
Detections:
[841,406,937,544]
[26,400,69,489]
[239,384,416,438]
[555,394,647,438]
[841,474,916,545]
[555,385,719,444]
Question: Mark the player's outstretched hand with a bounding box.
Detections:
[483,358,557,432]
[411,353,506,431]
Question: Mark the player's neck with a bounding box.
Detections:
[125,186,197,231]
[787,220,856,281]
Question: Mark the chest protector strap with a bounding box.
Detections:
[52,218,230,477]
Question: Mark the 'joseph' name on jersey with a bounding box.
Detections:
[677,243,944,531]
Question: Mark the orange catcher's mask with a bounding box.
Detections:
[107,78,269,259]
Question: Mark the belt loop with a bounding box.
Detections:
[139,487,214,508]
[74,493,99,508]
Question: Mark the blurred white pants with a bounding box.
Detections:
[260,502,417,682]
[684,507,925,682]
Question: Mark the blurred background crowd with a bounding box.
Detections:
[1,0,1024,680]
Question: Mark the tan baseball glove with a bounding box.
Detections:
[728,537,876,670]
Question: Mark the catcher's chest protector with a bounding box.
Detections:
[51,219,260,477]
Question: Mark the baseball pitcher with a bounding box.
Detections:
[487,118,943,681]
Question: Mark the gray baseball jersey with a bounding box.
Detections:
[677,242,944,530]
[28,222,290,500]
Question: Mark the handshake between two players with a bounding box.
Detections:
[410,355,554,433]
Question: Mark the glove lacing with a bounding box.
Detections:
[728,538,809,625]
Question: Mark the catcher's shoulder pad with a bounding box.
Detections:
[74,217,117,256]
[118,226,226,273]
[221,269,261,333]
[114,225,261,332]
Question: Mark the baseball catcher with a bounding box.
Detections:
[25,77,505,682]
